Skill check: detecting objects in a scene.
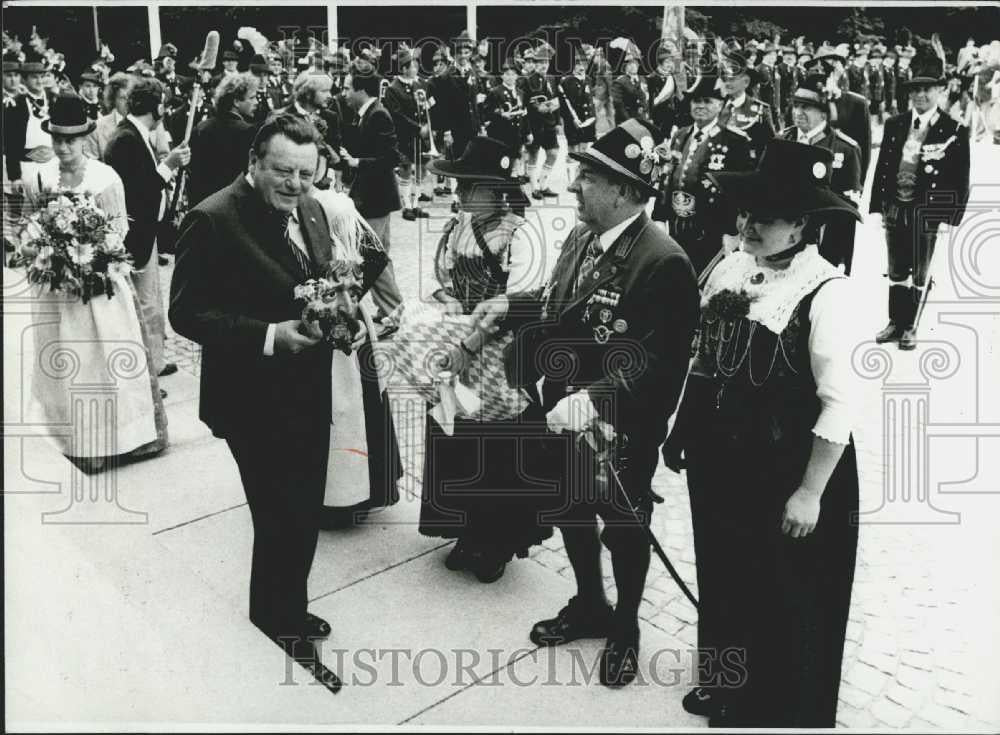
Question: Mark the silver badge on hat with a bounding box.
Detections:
[625,143,641,159]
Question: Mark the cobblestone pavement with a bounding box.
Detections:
[160,133,1000,729]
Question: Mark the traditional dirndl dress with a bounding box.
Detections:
[674,247,860,727]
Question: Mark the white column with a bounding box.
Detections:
[466,0,477,38]
[147,1,162,61]
[327,2,338,50]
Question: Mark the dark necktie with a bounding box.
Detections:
[276,211,313,276]
[575,233,602,294]
[913,117,921,132]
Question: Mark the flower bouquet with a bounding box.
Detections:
[293,259,364,355]
[10,191,133,303]
[372,301,530,433]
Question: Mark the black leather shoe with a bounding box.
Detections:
[874,321,900,343]
[434,185,452,196]
[302,612,332,640]
[682,686,725,717]
[415,207,430,218]
[599,628,640,688]
[898,327,918,351]
[402,208,417,221]
[159,388,168,399]
[444,539,470,571]
[470,551,507,583]
[531,190,545,200]
[539,188,559,198]
[529,596,614,647]
[418,193,433,203]
[158,363,178,377]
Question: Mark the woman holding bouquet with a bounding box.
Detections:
[17,92,167,473]
[418,136,552,583]
[306,150,402,529]
[663,140,863,727]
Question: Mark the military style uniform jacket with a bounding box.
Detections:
[484,82,529,149]
[383,76,426,165]
[453,63,483,130]
[558,74,596,145]
[870,109,970,225]
[847,65,870,99]
[718,93,775,159]
[756,64,781,125]
[524,71,561,134]
[427,66,478,139]
[780,124,863,203]
[830,89,873,174]
[611,73,648,123]
[646,71,687,138]
[503,213,700,491]
[654,120,754,236]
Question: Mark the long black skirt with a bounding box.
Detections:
[419,406,554,559]
[685,392,859,728]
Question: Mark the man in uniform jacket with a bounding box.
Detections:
[718,50,775,160]
[384,44,433,219]
[523,45,562,199]
[340,61,404,318]
[558,49,597,176]
[867,46,887,124]
[484,60,531,182]
[847,47,871,100]
[806,54,872,175]
[470,117,699,689]
[427,47,478,199]
[871,52,969,351]
[756,43,782,129]
[168,114,341,691]
[780,74,864,273]
[777,47,801,127]
[654,74,755,275]
[611,50,648,124]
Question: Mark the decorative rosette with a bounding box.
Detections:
[704,288,756,322]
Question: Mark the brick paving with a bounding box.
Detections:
[159,132,1000,729]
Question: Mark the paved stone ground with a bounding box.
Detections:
[159,130,1000,729]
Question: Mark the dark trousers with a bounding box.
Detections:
[884,203,941,287]
[225,423,330,639]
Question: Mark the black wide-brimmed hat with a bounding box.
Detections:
[687,73,725,100]
[79,71,104,87]
[2,51,21,73]
[790,73,832,109]
[569,117,661,199]
[42,92,97,136]
[20,49,47,75]
[427,136,530,208]
[427,136,517,182]
[708,139,860,221]
[906,51,945,87]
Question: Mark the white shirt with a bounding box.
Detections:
[126,114,174,184]
[253,171,309,356]
[727,92,747,109]
[598,210,643,253]
[911,106,938,131]
[797,120,827,144]
[357,97,376,120]
[689,118,720,152]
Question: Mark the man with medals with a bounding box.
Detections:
[805,48,872,175]
[718,49,776,161]
[470,117,699,689]
[524,42,561,200]
[871,50,969,351]
[559,47,597,183]
[779,73,864,273]
[384,43,433,220]
[653,73,754,275]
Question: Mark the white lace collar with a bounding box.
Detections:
[701,245,842,334]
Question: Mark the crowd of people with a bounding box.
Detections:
[0,18,988,727]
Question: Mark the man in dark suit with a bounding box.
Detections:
[188,72,259,205]
[871,53,970,350]
[340,61,403,319]
[780,74,864,273]
[169,114,342,692]
[806,54,872,175]
[471,118,700,688]
[105,76,189,378]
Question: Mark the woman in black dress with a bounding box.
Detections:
[419,137,552,582]
[664,140,863,727]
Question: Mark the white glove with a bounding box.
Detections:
[546,391,600,434]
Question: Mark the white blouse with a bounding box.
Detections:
[702,246,862,444]
[25,157,130,242]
